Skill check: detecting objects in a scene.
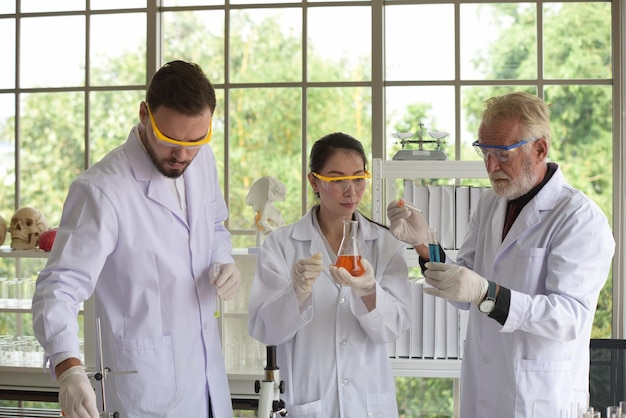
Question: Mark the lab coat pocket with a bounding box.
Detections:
[514,247,548,293]
[366,391,399,418]
[112,335,177,410]
[286,399,324,417]
[515,358,572,418]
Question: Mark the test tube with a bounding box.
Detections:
[213,263,221,318]
[428,228,441,262]
[398,198,422,213]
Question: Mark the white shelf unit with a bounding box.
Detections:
[0,247,264,400]
[370,158,488,379]
[371,158,488,225]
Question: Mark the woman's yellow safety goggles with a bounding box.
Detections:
[311,171,371,193]
[147,104,212,149]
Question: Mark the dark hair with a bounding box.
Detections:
[308,132,387,229]
[146,60,217,116]
[309,132,368,174]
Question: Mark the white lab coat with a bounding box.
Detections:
[32,126,234,418]
[452,165,614,418]
[248,209,411,418]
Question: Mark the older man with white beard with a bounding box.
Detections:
[386,91,614,418]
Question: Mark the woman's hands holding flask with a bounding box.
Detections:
[330,258,376,298]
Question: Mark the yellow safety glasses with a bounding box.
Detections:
[146,104,212,149]
[311,171,371,193]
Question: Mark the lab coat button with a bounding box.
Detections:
[339,297,346,304]
[203,323,208,330]
[341,378,348,386]
[479,399,487,409]
[482,355,490,364]
[340,339,347,346]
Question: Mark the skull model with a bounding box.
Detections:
[0,215,6,246]
[8,207,49,250]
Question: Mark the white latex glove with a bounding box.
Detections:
[329,258,376,298]
[386,200,429,246]
[58,365,99,418]
[422,262,489,305]
[292,253,325,304]
[210,262,241,301]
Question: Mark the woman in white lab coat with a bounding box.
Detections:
[248,132,411,418]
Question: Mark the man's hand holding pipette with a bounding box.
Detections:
[211,263,241,301]
[386,199,429,246]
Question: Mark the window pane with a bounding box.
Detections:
[21,0,85,13]
[545,84,613,337]
[90,90,145,164]
[386,4,454,81]
[461,3,537,81]
[543,2,611,79]
[0,3,14,13]
[396,376,454,416]
[162,0,223,6]
[230,9,302,83]
[19,92,84,225]
[459,85,537,161]
[20,16,85,88]
[308,7,370,82]
[90,0,145,9]
[0,19,15,89]
[307,87,372,147]
[162,10,225,84]
[386,86,455,160]
[91,13,146,86]
[0,94,15,218]
[228,88,302,233]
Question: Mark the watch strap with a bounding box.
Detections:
[486,280,496,301]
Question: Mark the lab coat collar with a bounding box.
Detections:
[124,125,189,226]
[499,165,565,250]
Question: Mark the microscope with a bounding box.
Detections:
[255,345,287,417]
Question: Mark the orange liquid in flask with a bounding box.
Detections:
[335,254,365,276]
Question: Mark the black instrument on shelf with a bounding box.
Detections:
[254,345,287,417]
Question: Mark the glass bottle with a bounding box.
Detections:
[334,220,365,276]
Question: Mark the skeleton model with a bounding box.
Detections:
[246,176,286,239]
[8,207,48,250]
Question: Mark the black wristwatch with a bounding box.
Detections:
[479,281,497,314]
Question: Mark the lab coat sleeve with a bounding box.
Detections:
[502,200,614,340]
[248,231,311,345]
[350,240,411,344]
[32,179,118,365]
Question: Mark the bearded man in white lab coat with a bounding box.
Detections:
[387,91,614,417]
[32,61,240,418]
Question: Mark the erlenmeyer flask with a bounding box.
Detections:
[334,220,365,276]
